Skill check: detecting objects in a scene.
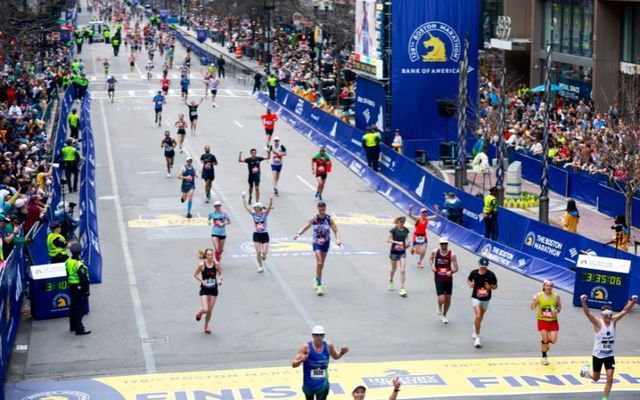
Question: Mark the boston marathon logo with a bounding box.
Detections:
[22,391,89,400]
[524,231,563,257]
[590,286,609,302]
[404,21,461,75]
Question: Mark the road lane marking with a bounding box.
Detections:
[233,120,243,128]
[296,174,316,192]
[98,97,157,374]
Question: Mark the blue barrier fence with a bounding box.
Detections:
[504,149,640,228]
[0,246,26,390]
[181,33,640,296]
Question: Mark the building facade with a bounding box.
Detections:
[485,0,640,111]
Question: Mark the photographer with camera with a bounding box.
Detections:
[605,215,629,254]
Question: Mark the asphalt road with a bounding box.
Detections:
[5,10,640,400]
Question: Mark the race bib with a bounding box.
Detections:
[204,163,213,169]
[256,223,265,233]
[190,110,197,116]
[541,309,554,318]
[415,235,426,244]
[272,157,282,165]
[315,237,326,245]
[476,288,489,298]
[602,341,613,351]
[317,165,325,173]
[203,278,217,288]
[251,166,259,174]
[214,219,223,226]
[184,175,193,182]
[393,244,405,252]
[311,369,326,379]
[437,267,448,275]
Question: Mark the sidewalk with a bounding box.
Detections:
[441,169,640,255]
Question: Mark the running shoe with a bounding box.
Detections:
[316,285,324,296]
[313,278,319,289]
[274,188,279,196]
[541,357,550,366]
[166,173,171,178]
[204,325,211,334]
[441,316,448,324]
[579,362,589,377]
[410,247,416,255]
[399,288,407,297]
[180,197,185,203]
[257,266,264,273]
[186,213,192,219]
[195,309,203,321]
[315,192,319,199]
[179,148,183,153]
[318,194,323,201]
[388,280,394,290]
[474,337,482,348]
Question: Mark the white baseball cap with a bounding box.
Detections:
[253,202,263,209]
[312,325,325,335]
[273,136,280,141]
[213,200,222,206]
[439,237,449,244]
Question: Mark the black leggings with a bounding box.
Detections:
[304,387,329,400]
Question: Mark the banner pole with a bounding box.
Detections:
[495,57,507,205]
[455,36,469,189]
[539,41,553,224]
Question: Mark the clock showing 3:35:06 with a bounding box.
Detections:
[580,271,623,286]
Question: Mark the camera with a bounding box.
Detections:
[611,224,623,232]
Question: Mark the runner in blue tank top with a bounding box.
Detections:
[292,325,349,400]
[178,157,198,219]
[242,194,273,273]
[294,201,341,296]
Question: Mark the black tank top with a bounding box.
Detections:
[434,250,452,282]
[201,261,217,288]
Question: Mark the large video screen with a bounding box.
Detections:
[354,0,383,78]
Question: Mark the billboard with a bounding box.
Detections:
[354,76,386,132]
[391,0,479,158]
[354,0,383,78]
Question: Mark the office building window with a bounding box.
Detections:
[622,5,640,64]
[545,0,593,57]
[481,0,504,49]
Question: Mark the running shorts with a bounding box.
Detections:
[435,280,453,296]
[265,128,274,136]
[271,164,282,172]
[313,241,330,253]
[592,355,615,372]
[201,169,214,181]
[537,319,559,332]
[199,285,218,297]
[164,150,175,158]
[248,174,260,185]
[253,232,270,243]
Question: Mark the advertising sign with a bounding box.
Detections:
[354,0,384,78]
[354,76,385,132]
[391,0,479,157]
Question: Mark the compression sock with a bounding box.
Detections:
[187,199,193,214]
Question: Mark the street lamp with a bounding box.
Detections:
[263,0,275,75]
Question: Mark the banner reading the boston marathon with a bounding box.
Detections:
[391,0,479,158]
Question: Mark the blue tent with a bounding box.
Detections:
[531,83,561,93]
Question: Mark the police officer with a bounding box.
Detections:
[266,74,278,100]
[75,30,84,54]
[60,139,81,193]
[76,73,89,101]
[483,186,499,240]
[66,243,91,335]
[47,221,69,263]
[112,35,121,56]
[362,127,381,172]
[68,108,80,140]
[103,27,111,44]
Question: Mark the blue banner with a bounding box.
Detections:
[79,92,103,283]
[354,76,386,132]
[0,246,26,391]
[391,0,479,157]
[196,28,208,43]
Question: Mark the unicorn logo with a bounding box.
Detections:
[422,33,447,62]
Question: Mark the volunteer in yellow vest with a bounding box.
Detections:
[47,221,68,263]
[68,108,80,140]
[60,139,81,193]
[66,243,91,335]
[530,280,562,366]
[483,186,499,241]
[266,74,278,100]
[103,28,111,44]
[362,127,381,172]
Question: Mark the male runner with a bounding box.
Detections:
[160,130,177,177]
[105,75,117,103]
[261,108,278,149]
[180,75,190,101]
[186,98,204,135]
[152,90,166,127]
[200,145,218,203]
[238,148,269,205]
[209,74,220,107]
[467,257,498,348]
[311,148,331,201]
[269,137,286,196]
[177,157,198,218]
[429,237,459,324]
[579,294,638,400]
[352,378,401,400]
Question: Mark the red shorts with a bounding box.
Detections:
[537,319,559,332]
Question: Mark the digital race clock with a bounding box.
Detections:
[573,255,631,311]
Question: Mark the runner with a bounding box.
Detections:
[261,108,278,149]
[269,137,286,196]
[186,98,204,135]
[530,280,562,365]
[293,201,342,296]
[386,216,409,297]
[429,237,459,324]
[209,74,220,107]
[352,378,401,400]
[238,148,269,205]
[161,60,169,78]
[408,204,437,269]
[177,156,198,219]
[200,145,218,203]
[311,148,332,201]
[579,294,638,400]
[102,58,110,77]
[152,90,166,127]
[292,325,349,400]
[180,75,190,101]
[161,76,170,95]
[174,114,187,152]
[105,75,117,103]
[241,195,273,273]
[160,130,177,177]
[208,201,230,262]
[467,257,498,348]
[128,52,136,72]
[193,248,222,335]
[145,60,154,80]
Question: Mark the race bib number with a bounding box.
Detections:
[315,237,326,245]
[203,278,217,288]
[272,157,282,165]
[184,175,193,182]
[256,223,265,233]
[602,341,613,351]
[251,166,259,174]
[541,309,554,318]
[393,244,405,252]
[311,369,326,379]
[204,163,213,169]
[214,219,223,226]
[317,165,325,173]
[476,288,489,298]
[415,235,426,244]
[190,111,197,117]
[437,268,448,276]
